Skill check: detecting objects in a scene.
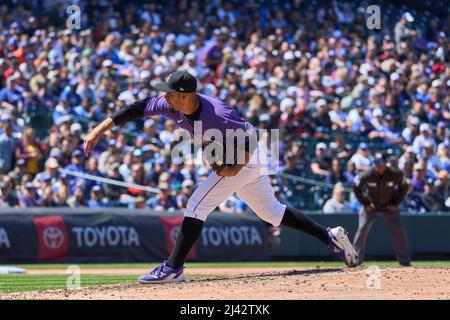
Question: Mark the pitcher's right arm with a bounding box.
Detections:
[84,96,172,156]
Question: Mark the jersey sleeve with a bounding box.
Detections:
[110,97,147,125]
[226,110,257,135]
[110,95,172,126]
[225,110,258,155]
[143,95,171,118]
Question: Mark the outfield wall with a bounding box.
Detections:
[0,209,449,263]
[0,208,269,263]
[273,212,450,260]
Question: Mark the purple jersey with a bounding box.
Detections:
[143,93,254,139]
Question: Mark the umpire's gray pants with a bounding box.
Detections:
[353,209,411,266]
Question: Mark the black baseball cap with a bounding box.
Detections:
[153,70,197,93]
[373,152,386,165]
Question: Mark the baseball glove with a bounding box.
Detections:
[211,159,226,174]
[205,140,231,175]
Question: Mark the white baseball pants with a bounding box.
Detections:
[184,154,286,226]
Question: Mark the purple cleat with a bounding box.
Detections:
[138,261,185,284]
[327,227,358,268]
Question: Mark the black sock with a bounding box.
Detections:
[280,207,329,245]
[167,217,204,268]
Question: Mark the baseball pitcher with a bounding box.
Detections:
[84,70,358,284]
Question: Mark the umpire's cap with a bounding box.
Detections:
[153,70,197,93]
[373,152,387,165]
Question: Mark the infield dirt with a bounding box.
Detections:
[2,266,450,299]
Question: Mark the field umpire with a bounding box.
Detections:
[353,152,411,266]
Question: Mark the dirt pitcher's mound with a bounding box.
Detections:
[4,267,450,300]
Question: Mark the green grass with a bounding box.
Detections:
[0,274,205,293]
[1,261,448,293]
[0,275,136,293]
[11,260,450,270]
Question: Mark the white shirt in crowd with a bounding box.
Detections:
[323,198,352,214]
[412,134,436,154]
[350,153,372,171]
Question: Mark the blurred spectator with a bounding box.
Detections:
[280,152,304,194]
[19,182,44,207]
[133,196,148,209]
[329,134,351,160]
[0,181,19,207]
[368,114,403,145]
[53,184,69,207]
[88,185,109,208]
[435,144,450,172]
[424,142,441,177]
[312,99,332,130]
[412,124,436,155]
[84,157,104,195]
[176,179,194,210]
[104,162,125,201]
[127,162,151,197]
[40,180,55,207]
[347,99,373,134]
[411,163,426,193]
[168,158,185,184]
[98,139,119,174]
[64,150,85,192]
[323,183,352,214]
[394,12,417,55]
[434,170,450,209]
[344,160,358,184]
[196,167,210,182]
[311,143,331,177]
[67,186,88,208]
[398,146,416,171]
[205,35,226,71]
[34,157,59,186]
[0,74,23,112]
[159,120,176,150]
[219,194,245,213]
[147,183,177,211]
[9,158,27,183]
[0,121,18,174]
[420,179,442,212]
[401,116,420,144]
[15,127,43,175]
[329,101,348,131]
[350,143,372,173]
[326,159,349,185]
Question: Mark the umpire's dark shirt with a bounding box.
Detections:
[353,166,409,209]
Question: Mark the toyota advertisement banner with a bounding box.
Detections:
[0,209,269,263]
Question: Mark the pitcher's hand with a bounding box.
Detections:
[83,130,101,156]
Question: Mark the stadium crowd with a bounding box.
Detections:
[0,0,449,213]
